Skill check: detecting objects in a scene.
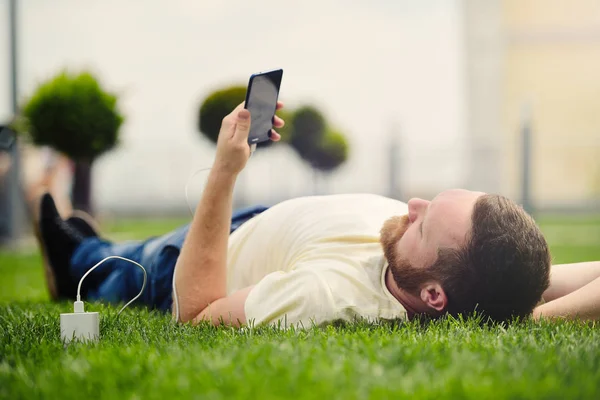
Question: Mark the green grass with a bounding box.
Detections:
[1,215,600,399]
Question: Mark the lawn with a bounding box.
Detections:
[1,215,600,399]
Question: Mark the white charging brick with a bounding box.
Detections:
[60,312,99,343]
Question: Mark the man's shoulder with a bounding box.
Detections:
[286,193,404,202]
[270,193,408,212]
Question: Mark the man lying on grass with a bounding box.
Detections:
[34,102,600,327]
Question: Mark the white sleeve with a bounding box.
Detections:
[244,269,338,328]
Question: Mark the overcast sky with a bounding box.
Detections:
[0,0,466,212]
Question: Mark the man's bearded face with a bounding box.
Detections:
[380,215,432,294]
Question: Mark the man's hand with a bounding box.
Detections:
[214,102,285,176]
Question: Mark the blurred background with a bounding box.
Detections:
[1,0,599,247]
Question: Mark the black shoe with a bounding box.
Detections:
[36,193,85,300]
[67,211,99,239]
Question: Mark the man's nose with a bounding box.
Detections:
[407,198,430,223]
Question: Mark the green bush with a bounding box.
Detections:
[288,106,348,173]
[21,71,124,161]
[309,129,349,172]
[289,106,327,162]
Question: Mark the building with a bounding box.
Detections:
[464,0,600,209]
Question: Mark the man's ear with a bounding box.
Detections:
[419,282,447,313]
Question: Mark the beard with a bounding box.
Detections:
[380,215,410,259]
[380,215,434,295]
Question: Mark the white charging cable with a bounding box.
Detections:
[74,256,147,318]
[173,165,211,323]
[184,144,257,217]
[184,167,212,217]
[172,143,257,323]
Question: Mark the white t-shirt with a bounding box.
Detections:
[226,193,408,328]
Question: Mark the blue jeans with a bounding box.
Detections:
[69,206,269,312]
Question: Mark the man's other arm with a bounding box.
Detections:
[534,262,600,321]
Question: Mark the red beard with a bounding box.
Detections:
[380,215,434,294]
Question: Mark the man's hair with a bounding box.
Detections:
[430,194,551,322]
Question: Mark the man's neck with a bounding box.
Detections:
[384,266,427,318]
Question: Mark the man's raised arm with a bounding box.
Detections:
[173,104,250,323]
[172,102,284,324]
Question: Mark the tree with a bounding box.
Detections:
[198,86,246,144]
[308,129,349,172]
[288,106,349,194]
[288,106,327,161]
[21,70,124,214]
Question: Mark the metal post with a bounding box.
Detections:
[10,0,18,113]
[388,124,401,200]
[1,0,24,243]
[520,103,533,215]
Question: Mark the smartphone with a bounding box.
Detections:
[244,69,283,145]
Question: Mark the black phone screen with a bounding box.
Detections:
[245,69,282,144]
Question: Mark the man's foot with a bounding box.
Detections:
[67,210,100,239]
[34,193,87,300]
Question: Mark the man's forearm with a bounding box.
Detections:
[534,276,600,321]
[174,167,236,322]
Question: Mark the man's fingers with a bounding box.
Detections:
[226,101,282,142]
[273,116,285,128]
[233,109,251,142]
[270,130,281,142]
